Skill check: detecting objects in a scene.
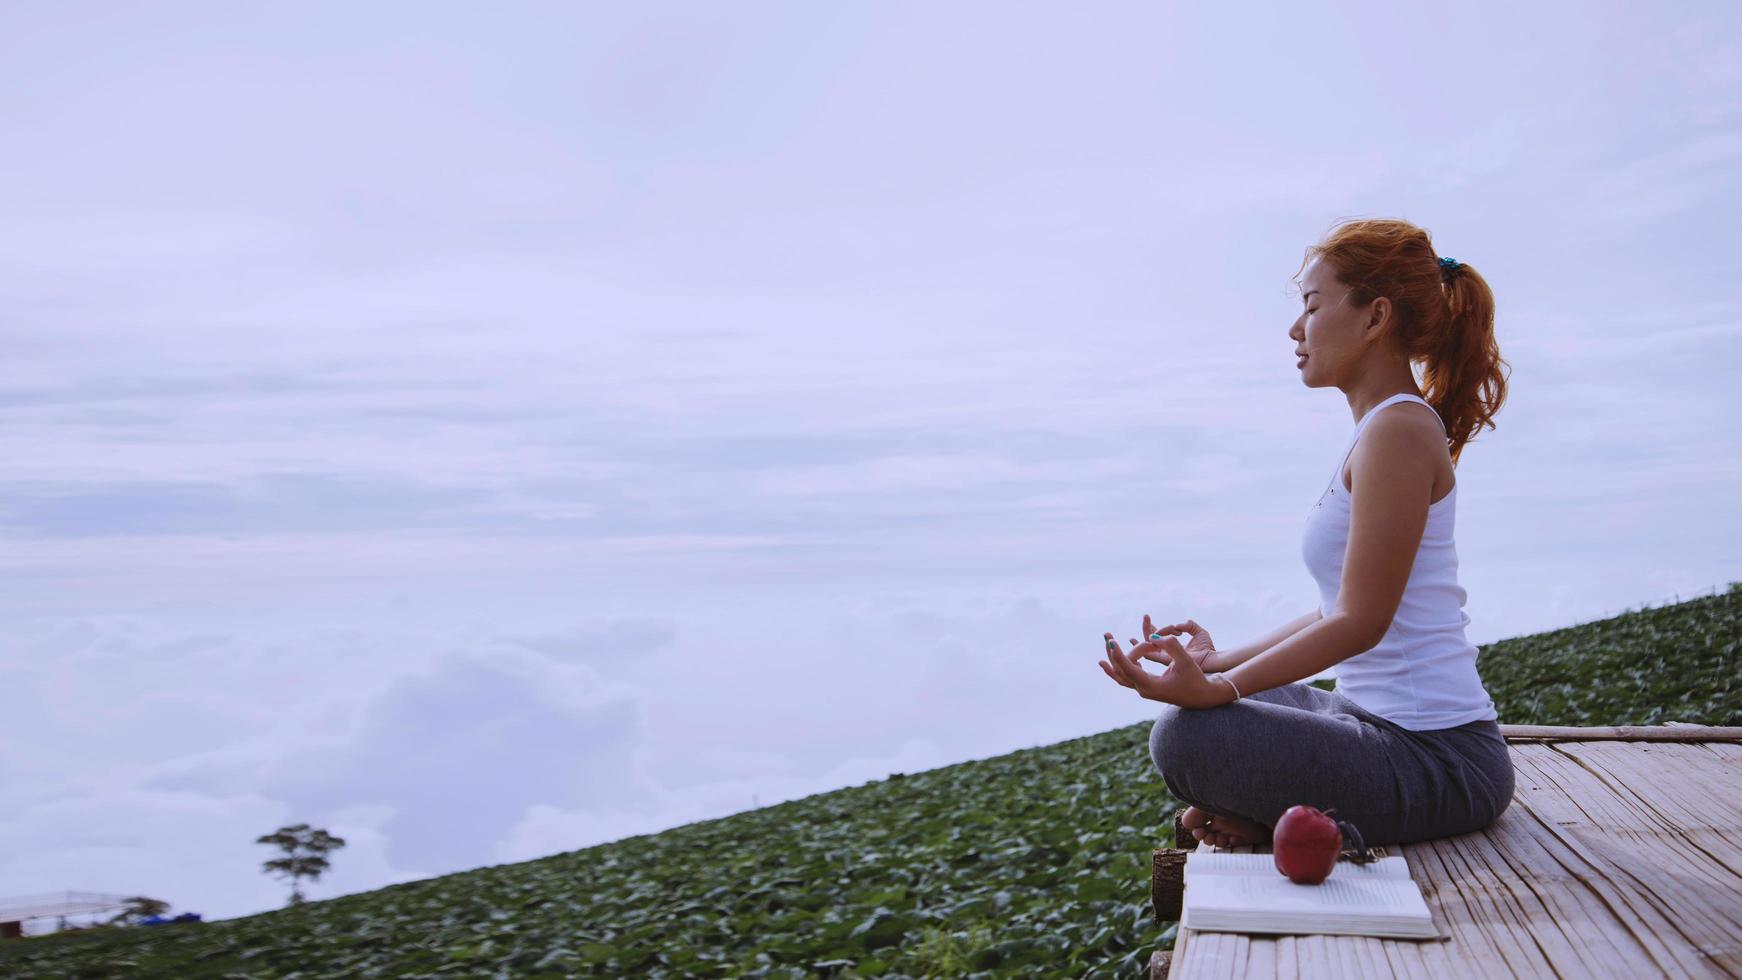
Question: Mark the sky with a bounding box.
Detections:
[2,0,1739,927]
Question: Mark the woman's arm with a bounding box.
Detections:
[1203,608,1322,672]
[1220,409,1438,700]
[1220,613,1375,698]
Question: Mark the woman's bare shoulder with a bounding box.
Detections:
[1344,404,1451,493]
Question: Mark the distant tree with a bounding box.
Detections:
[256,822,347,906]
[108,896,171,926]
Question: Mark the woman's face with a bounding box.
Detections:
[1289,258,1364,389]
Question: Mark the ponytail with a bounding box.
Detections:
[1424,261,1509,465]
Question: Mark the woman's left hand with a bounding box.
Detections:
[1098,630,1230,709]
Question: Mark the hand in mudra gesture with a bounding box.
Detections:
[1141,617,1217,671]
[1098,615,1230,709]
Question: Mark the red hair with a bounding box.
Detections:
[1297,218,1510,465]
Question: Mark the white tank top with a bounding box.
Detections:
[1299,392,1498,731]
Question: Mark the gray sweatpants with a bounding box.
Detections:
[1148,681,1515,845]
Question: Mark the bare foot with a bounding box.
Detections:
[1181,805,1274,849]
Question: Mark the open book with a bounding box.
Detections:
[1181,850,1441,940]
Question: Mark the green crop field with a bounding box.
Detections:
[5,584,1737,979]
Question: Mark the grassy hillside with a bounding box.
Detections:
[5,584,1736,979]
[1476,586,1739,727]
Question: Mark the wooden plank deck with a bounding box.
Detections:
[1148,724,1742,979]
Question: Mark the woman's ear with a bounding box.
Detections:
[1361,296,1395,345]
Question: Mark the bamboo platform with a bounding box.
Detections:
[1148,723,1742,979]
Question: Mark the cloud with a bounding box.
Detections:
[1577,132,1742,224]
[256,648,653,872]
[0,474,483,538]
[495,619,679,671]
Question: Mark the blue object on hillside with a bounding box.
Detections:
[138,912,201,927]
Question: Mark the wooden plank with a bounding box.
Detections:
[1505,745,1707,974]
[1346,936,1386,977]
[1512,742,1742,974]
[1377,930,1432,980]
[1563,739,1742,822]
[1500,747,1726,976]
[1419,831,1628,979]
[1325,933,1372,979]
[1499,724,1742,742]
[1403,821,1562,978]
[1245,931,1277,977]
[1548,740,1742,874]
[1271,935,1297,980]
[1522,742,1742,899]
[1169,907,1197,977]
[1296,934,1332,978]
[1225,934,1252,980]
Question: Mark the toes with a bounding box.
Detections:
[1205,827,1245,848]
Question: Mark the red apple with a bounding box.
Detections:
[1273,805,1342,884]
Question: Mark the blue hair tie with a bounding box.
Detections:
[1438,255,1463,279]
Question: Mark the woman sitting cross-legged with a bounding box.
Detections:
[1097,217,1515,849]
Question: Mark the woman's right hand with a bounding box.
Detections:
[1132,616,1219,672]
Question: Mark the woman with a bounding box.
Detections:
[1097,218,1514,849]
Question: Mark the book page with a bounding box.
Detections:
[1184,850,1411,881]
[1181,865,1439,940]
[1188,874,1428,914]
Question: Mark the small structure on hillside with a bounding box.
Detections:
[0,892,136,939]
